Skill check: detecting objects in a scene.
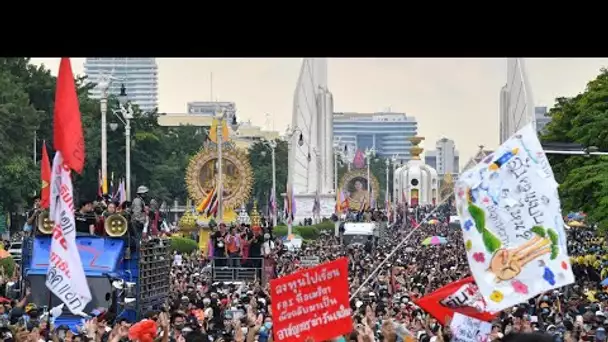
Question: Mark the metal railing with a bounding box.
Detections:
[211,257,268,283]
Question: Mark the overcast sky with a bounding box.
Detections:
[30,58,608,162]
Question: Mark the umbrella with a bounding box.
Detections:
[421,236,448,246]
[602,277,608,287]
[568,221,585,227]
[428,219,440,225]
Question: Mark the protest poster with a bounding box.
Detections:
[300,256,320,267]
[415,277,495,325]
[454,124,574,312]
[270,257,352,342]
[449,312,492,342]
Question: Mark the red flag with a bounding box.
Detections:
[353,149,365,169]
[54,58,85,174]
[40,141,51,209]
[415,277,496,325]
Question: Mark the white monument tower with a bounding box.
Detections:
[287,58,335,223]
[499,58,535,144]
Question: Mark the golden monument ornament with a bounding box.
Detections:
[185,143,253,210]
[339,169,380,211]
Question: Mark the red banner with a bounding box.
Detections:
[414,277,495,325]
[270,257,352,342]
[40,141,51,209]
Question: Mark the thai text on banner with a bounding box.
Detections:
[454,123,574,312]
[47,151,92,314]
[449,312,492,342]
[270,257,352,342]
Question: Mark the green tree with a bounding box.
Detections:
[0,58,44,212]
[0,58,206,212]
[541,68,608,230]
[248,139,288,211]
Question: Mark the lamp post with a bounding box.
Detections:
[261,140,278,227]
[391,155,399,224]
[99,78,110,197]
[385,158,390,210]
[214,110,239,224]
[284,125,304,236]
[110,84,134,201]
[365,148,375,207]
[312,147,323,224]
[333,141,347,195]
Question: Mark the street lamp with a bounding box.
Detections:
[215,110,239,224]
[365,147,376,207]
[260,140,278,227]
[284,125,305,236]
[111,84,134,201]
[385,159,390,210]
[391,155,399,224]
[99,77,110,197]
[332,141,346,195]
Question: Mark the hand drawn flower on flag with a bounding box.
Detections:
[473,252,485,263]
[511,280,529,295]
[465,240,472,251]
[543,267,556,286]
[489,290,504,303]
[463,219,473,231]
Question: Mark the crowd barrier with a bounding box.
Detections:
[211,257,273,284]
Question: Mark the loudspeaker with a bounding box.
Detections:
[26,275,112,313]
[138,239,171,308]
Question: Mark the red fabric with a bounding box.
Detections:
[270,258,352,342]
[95,217,105,236]
[151,210,160,236]
[128,319,158,342]
[415,276,496,325]
[40,142,51,209]
[241,239,250,260]
[53,58,85,174]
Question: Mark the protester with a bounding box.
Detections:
[8,200,608,342]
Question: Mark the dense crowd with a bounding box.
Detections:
[1,204,607,342]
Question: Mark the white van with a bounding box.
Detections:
[342,223,375,246]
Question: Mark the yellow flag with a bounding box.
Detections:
[221,120,229,142]
[208,118,218,143]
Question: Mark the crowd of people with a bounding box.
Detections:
[2,202,607,342]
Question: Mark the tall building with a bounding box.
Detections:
[499,58,535,143]
[535,106,550,134]
[333,112,417,162]
[84,58,158,113]
[425,137,459,175]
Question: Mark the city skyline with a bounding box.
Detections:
[30,58,608,162]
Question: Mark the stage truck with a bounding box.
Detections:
[12,211,171,328]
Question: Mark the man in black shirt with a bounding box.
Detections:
[248,227,263,279]
[74,200,96,235]
[211,223,228,267]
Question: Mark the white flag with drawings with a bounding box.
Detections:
[47,151,92,314]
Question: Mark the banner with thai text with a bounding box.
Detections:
[449,312,492,342]
[270,257,351,342]
[454,124,574,312]
[47,152,92,314]
[415,277,495,325]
